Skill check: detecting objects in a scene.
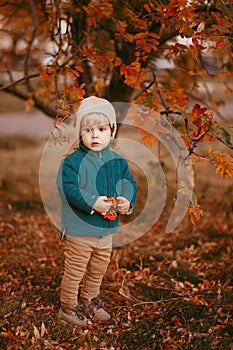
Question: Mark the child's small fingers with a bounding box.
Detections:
[118,204,126,209]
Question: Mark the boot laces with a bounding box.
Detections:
[91,297,104,310]
[71,305,87,320]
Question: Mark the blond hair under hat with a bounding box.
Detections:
[75,96,117,139]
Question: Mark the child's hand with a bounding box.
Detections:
[116,196,130,214]
[93,196,112,215]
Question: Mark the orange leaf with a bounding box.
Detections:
[216,39,229,49]
[210,151,233,178]
[115,57,122,66]
[187,204,203,225]
[74,65,84,73]
[123,61,147,88]
[1,331,17,340]
[120,63,126,75]
[39,70,47,80]
[144,4,151,13]
[76,85,86,99]
[135,32,147,39]
[189,154,209,166]
[140,130,156,147]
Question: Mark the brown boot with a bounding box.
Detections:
[80,297,111,322]
[58,304,88,327]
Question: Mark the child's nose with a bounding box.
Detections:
[92,128,98,137]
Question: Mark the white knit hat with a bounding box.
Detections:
[75,96,117,138]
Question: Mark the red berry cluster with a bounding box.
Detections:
[103,197,123,220]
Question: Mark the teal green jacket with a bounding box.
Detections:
[56,142,137,237]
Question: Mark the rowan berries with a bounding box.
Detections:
[103,197,123,220]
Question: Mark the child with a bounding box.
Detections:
[57,96,137,327]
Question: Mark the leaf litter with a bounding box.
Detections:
[0,137,232,349]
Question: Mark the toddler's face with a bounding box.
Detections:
[80,113,112,152]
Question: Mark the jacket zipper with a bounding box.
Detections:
[98,151,110,197]
[99,151,111,231]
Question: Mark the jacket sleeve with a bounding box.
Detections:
[118,158,138,211]
[56,158,98,214]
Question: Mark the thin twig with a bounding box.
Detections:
[0,73,41,91]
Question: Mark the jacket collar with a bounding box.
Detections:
[79,141,113,159]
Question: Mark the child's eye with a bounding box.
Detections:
[84,127,91,133]
[99,125,109,132]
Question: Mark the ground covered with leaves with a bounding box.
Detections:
[0,135,233,350]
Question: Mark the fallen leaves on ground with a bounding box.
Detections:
[0,138,233,349]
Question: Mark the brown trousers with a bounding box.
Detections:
[60,234,112,307]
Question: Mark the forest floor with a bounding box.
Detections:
[0,133,233,350]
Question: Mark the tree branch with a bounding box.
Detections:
[0,73,41,91]
[1,84,57,118]
[23,0,39,92]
